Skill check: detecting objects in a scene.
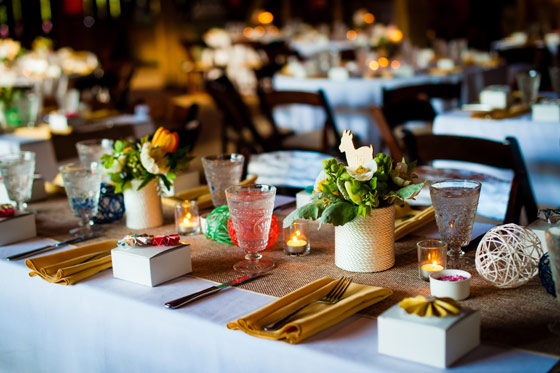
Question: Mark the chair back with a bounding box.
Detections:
[163,103,201,150]
[205,75,270,154]
[371,82,463,161]
[402,131,538,224]
[257,88,341,155]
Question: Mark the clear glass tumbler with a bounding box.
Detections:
[516,70,541,107]
[202,154,244,207]
[60,162,102,236]
[0,151,36,212]
[76,138,114,167]
[226,184,276,273]
[429,179,481,269]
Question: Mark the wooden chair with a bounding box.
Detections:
[163,102,201,150]
[402,131,538,224]
[370,82,463,161]
[257,87,342,156]
[205,75,272,155]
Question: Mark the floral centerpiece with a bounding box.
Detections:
[101,127,194,229]
[101,127,194,193]
[285,130,425,272]
[285,131,424,227]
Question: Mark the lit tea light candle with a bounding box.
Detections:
[417,240,447,281]
[175,200,200,235]
[283,221,310,256]
[420,261,445,279]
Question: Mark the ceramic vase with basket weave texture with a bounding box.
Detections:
[123,179,163,229]
[335,205,395,272]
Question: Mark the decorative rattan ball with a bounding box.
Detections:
[228,215,280,250]
[538,253,557,297]
[475,223,543,288]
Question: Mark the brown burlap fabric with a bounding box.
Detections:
[32,196,560,357]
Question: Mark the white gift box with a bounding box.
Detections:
[0,212,37,246]
[479,85,512,109]
[378,303,480,368]
[111,244,192,287]
[532,102,560,122]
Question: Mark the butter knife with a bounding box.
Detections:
[165,272,264,309]
[5,232,100,261]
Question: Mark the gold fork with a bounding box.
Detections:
[263,277,353,331]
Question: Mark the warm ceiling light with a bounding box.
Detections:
[363,13,375,24]
[254,26,265,36]
[368,60,379,70]
[346,30,357,40]
[378,57,389,68]
[391,60,401,69]
[257,11,274,24]
[243,27,253,38]
[389,29,403,43]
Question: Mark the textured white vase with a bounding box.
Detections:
[335,205,395,272]
[123,179,163,229]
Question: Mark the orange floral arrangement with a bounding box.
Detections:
[101,127,194,193]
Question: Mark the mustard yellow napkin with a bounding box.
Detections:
[394,204,435,240]
[26,240,118,285]
[227,277,392,344]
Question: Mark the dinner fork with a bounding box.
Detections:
[263,277,352,331]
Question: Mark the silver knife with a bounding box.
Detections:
[5,232,100,261]
[164,272,264,309]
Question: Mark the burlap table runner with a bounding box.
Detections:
[32,197,560,357]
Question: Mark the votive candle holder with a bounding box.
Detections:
[417,240,447,281]
[175,200,200,235]
[283,220,310,256]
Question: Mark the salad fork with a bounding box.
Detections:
[263,277,352,331]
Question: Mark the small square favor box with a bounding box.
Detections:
[378,303,480,368]
[0,213,37,246]
[111,244,192,287]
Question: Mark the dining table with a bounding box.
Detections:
[272,65,507,148]
[1,192,559,373]
[433,110,560,209]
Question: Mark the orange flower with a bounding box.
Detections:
[151,127,179,153]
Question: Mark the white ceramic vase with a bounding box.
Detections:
[334,205,396,272]
[123,178,163,229]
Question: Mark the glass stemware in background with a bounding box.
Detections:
[226,184,276,273]
[429,179,481,269]
[545,222,560,336]
[516,69,541,107]
[202,154,245,207]
[60,162,102,236]
[0,151,36,212]
[76,139,114,182]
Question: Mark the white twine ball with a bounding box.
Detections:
[475,223,543,288]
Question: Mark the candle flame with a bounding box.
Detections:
[296,230,301,237]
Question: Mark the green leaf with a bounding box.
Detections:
[319,202,359,226]
[137,174,155,191]
[283,200,325,227]
[392,181,427,201]
[114,140,124,152]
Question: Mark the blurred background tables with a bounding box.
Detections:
[433,110,560,209]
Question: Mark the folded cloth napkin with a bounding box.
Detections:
[227,277,392,344]
[26,240,118,285]
[394,204,435,240]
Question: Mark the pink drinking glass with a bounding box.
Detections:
[226,184,276,273]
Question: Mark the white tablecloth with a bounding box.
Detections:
[272,66,505,148]
[433,111,560,208]
[1,236,558,373]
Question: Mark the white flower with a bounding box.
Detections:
[346,159,377,181]
[140,142,169,175]
[107,155,126,174]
